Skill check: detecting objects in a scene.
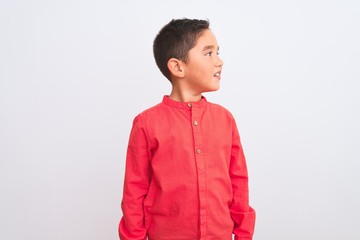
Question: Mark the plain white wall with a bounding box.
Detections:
[1,0,359,239]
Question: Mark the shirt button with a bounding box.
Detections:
[196,148,201,154]
[187,102,192,108]
[193,120,198,126]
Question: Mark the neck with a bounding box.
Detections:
[169,87,202,102]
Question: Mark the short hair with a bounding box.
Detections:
[153,18,210,81]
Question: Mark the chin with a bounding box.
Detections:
[212,84,220,91]
[204,86,220,93]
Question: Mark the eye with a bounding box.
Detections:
[205,51,213,56]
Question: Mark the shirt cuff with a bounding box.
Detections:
[235,237,252,240]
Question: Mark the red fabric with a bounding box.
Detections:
[119,96,255,240]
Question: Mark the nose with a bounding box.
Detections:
[215,55,224,67]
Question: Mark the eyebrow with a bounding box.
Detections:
[202,45,220,51]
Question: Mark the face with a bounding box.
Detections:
[183,29,224,94]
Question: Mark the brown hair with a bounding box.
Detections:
[153,18,210,81]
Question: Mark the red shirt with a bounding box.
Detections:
[119,96,255,240]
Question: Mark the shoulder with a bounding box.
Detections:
[206,101,241,137]
[206,101,236,120]
[132,101,166,125]
[138,102,163,117]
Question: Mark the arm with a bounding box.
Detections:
[229,118,256,240]
[119,116,151,240]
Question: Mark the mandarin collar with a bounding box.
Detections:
[162,95,207,109]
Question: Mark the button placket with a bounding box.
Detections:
[192,110,203,169]
[190,106,207,238]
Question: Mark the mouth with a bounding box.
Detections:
[214,71,221,78]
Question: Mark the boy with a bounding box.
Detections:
[119,18,255,240]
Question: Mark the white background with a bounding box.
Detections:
[1,0,359,239]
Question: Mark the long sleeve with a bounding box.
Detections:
[119,96,255,239]
[119,116,151,240]
[229,118,256,240]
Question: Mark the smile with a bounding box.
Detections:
[214,71,221,77]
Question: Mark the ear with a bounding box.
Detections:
[167,58,185,78]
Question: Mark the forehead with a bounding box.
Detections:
[194,29,219,48]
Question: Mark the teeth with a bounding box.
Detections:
[214,73,220,77]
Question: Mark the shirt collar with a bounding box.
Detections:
[162,95,208,109]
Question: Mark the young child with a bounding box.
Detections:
[119,18,255,240]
